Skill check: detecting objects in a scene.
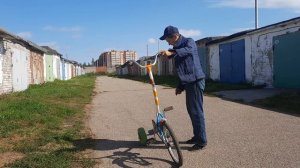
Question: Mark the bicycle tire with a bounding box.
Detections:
[162,122,183,167]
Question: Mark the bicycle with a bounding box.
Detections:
[130,53,183,167]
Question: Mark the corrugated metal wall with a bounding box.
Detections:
[157,56,175,76]
[197,46,208,77]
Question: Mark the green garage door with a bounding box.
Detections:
[273,31,300,88]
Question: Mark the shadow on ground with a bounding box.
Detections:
[67,138,189,168]
[213,89,300,117]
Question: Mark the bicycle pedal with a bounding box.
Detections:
[148,129,155,135]
[146,138,157,145]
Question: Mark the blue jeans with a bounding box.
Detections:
[185,79,207,145]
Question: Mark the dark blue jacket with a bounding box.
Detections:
[171,35,205,90]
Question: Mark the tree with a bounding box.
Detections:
[91,58,95,66]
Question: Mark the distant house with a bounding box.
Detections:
[116,62,129,75]
[206,16,300,88]
[0,28,46,94]
[128,60,141,76]
[137,56,158,76]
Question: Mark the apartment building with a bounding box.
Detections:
[96,50,137,68]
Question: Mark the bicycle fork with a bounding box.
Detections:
[146,65,160,114]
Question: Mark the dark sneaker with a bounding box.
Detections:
[185,137,196,144]
[188,143,207,151]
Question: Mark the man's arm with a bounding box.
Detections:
[174,38,196,58]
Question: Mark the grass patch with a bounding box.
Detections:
[203,79,262,93]
[7,151,73,168]
[110,74,179,88]
[0,73,97,167]
[109,74,257,93]
[254,91,300,114]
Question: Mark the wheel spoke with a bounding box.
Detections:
[162,123,183,166]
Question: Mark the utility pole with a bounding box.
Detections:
[147,44,149,56]
[255,0,259,29]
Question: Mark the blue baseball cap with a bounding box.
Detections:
[159,26,179,40]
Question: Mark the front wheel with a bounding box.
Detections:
[162,122,183,167]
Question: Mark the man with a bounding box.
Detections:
[159,25,207,151]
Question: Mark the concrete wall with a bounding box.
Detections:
[249,25,300,86]
[84,66,96,73]
[0,40,13,94]
[96,66,107,73]
[208,44,220,81]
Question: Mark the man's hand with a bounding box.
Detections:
[159,50,175,57]
[175,88,183,95]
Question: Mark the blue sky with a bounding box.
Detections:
[1,0,299,64]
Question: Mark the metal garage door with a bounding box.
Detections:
[62,60,66,80]
[219,39,245,83]
[45,54,54,81]
[12,49,28,91]
[273,31,300,88]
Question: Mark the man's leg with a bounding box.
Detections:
[185,81,207,145]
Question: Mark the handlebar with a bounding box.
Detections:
[129,53,159,68]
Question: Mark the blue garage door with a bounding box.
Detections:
[220,39,245,83]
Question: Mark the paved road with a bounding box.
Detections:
[87,76,300,168]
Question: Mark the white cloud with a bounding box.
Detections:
[179,29,202,37]
[43,25,82,32]
[148,38,156,44]
[209,0,300,10]
[17,32,32,39]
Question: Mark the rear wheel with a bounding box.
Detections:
[162,123,183,166]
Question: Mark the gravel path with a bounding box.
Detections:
[87,76,300,168]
